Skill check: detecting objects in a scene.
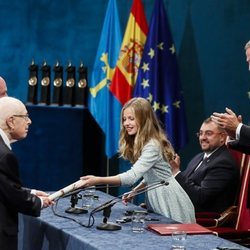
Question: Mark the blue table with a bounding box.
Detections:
[18,191,248,250]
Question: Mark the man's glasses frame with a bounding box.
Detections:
[196,130,225,137]
[12,114,30,121]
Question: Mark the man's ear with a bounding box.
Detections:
[6,116,14,130]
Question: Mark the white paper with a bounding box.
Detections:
[48,179,85,200]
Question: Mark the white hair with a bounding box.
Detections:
[245,40,250,50]
[0,97,25,129]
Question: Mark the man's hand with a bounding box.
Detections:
[211,107,242,139]
[35,190,49,197]
[169,154,181,176]
[41,196,54,208]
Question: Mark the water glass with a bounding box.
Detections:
[171,231,187,249]
[131,210,147,233]
[82,188,95,209]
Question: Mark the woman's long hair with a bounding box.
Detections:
[119,97,175,163]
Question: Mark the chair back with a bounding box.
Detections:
[235,154,250,230]
[228,149,245,205]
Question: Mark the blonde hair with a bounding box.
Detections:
[119,97,175,163]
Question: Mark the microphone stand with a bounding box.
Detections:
[96,203,122,231]
[92,180,169,231]
[62,185,120,215]
[65,193,88,214]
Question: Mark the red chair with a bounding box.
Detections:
[196,150,250,247]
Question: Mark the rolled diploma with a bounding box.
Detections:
[48,179,85,200]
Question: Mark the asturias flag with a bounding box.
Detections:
[88,0,122,158]
[133,0,188,151]
[110,0,148,105]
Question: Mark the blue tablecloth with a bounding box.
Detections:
[18,191,248,250]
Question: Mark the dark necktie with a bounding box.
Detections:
[194,157,207,172]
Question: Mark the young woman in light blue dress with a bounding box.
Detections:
[81,97,195,223]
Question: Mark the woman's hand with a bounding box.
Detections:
[80,175,98,187]
[122,190,136,205]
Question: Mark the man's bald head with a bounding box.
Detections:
[0,77,7,97]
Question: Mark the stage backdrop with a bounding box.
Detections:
[1,0,250,189]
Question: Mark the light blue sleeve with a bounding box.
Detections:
[119,141,161,186]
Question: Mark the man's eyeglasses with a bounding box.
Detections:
[12,114,30,121]
[196,131,224,137]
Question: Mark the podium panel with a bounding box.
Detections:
[13,105,105,191]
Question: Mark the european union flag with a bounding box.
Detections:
[88,0,122,158]
[133,0,188,152]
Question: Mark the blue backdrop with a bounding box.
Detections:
[1,0,250,188]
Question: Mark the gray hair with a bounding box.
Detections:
[0,96,25,129]
[244,40,250,50]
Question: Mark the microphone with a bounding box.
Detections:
[65,193,88,215]
[93,180,168,231]
[60,185,121,215]
[64,186,97,215]
[123,180,169,198]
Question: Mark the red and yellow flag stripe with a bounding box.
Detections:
[110,0,148,105]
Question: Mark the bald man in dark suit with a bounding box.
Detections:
[0,97,53,250]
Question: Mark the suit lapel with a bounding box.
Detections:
[192,146,225,174]
[187,154,204,177]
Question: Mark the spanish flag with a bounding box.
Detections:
[110,0,148,105]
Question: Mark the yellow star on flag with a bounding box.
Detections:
[141,79,149,89]
[141,62,150,72]
[157,42,164,50]
[152,101,160,111]
[173,100,181,109]
[161,104,168,113]
[147,93,153,103]
[148,48,155,58]
[169,44,175,54]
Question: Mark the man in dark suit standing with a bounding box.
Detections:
[211,40,250,153]
[170,118,240,213]
[211,40,250,209]
[0,96,53,250]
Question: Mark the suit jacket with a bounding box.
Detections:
[175,145,240,213]
[0,136,41,250]
[228,124,250,154]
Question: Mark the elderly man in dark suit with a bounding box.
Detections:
[0,96,53,250]
[170,117,240,213]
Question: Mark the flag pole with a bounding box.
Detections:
[106,157,109,194]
